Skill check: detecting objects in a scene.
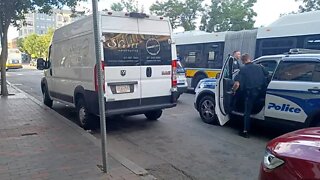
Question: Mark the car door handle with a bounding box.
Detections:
[146,67,152,77]
[308,88,320,94]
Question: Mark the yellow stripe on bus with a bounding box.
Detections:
[186,69,221,78]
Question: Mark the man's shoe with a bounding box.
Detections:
[239,131,250,138]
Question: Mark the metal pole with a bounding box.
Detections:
[91,0,108,173]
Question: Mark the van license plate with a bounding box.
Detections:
[116,85,130,94]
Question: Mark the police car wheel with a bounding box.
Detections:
[199,96,218,124]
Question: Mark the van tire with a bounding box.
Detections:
[76,97,94,130]
[145,110,162,121]
[42,87,53,108]
[198,95,218,125]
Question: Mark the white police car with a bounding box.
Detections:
[194,50,320,128]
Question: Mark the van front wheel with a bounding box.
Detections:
[42,87,53,108]
[145,110,162,121]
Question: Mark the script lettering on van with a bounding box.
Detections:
[103,33,172,66]
[267,103,301,113]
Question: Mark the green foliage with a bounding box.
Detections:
[296,0,320,12]
[110,0,141,12]
[111,3,124,11]
[17,38,26,53]
[22,29,54,59]
[200,0,257,32]
[150,0,203,30]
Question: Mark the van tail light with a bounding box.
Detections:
[94,61,105,92]
[172,59,177,88]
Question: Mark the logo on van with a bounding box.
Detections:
[120,70,126,76]
[146,38,160,56]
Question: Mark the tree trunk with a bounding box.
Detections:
[0,26,9,96]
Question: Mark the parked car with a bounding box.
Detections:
[194,49,320,128]
[37,11,179,129]
[259,127,320,180]
[176,60,188,100]
[6,48,23,70]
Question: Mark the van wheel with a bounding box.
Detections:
[199,95,218,124]
[145,110,162,121]
[42,87,53,108]
[176,93,181,101]
[76,97,94,130]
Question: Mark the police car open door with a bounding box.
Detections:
[216,55,234,125]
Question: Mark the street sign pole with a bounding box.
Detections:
[91,0,108,173]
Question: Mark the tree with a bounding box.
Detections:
[22,28,54,59]
[110,3,124,11]
[200,0,257,32]
[150,0,204,30]
[296,0,320,12]
[0,0,81,96]
[110,0,141,12]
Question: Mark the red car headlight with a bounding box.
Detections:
[263,150,284,170]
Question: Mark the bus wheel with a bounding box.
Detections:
[192,74,206,90]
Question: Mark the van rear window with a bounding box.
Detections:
[103,33,172,66]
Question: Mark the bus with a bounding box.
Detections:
[173,10,320,89]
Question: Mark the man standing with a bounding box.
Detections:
[232,50,242,70]
[232,54,268,138]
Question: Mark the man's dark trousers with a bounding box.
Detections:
[243,88,260,132]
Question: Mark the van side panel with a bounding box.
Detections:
[51,17,96,103]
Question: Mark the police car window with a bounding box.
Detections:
[313,64,320,82]
[257,60,277,74]
[274,61,318,82]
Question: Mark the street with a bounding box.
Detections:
[7,68,288,180]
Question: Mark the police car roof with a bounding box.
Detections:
[255,54,320,63]
[283,54,320,62]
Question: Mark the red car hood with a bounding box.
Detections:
[268,127,320,163]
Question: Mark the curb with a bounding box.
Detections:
[7,81,157,180]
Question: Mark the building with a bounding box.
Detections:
[8,37,18,49]
[18,9,74,38]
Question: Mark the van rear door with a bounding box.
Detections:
[138,18,173,106]
[102,15,142,110]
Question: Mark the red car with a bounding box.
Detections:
[259,127,320,180]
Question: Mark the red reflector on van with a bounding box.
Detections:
[94,61,105,92]
[172,60,177,88]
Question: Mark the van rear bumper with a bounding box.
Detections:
[106,103,176,116]
[84,90,177,116]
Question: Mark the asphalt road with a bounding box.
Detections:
[7,68,290,180]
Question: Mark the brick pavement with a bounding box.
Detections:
[0,84,156,180]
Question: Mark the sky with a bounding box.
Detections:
[8,0,301,40]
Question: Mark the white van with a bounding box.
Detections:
[37,12,178,129]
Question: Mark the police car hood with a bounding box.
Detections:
[267,127,320,163]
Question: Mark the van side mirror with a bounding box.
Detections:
[36,58,46,70]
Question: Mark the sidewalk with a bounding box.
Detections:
[0,84,155,180]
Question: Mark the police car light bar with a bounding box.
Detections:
[288,48,320,54]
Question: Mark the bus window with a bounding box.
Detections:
[185,52,196,63]
[304,36,320,49]
[258,37,297,56]
[208,51,215,61]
